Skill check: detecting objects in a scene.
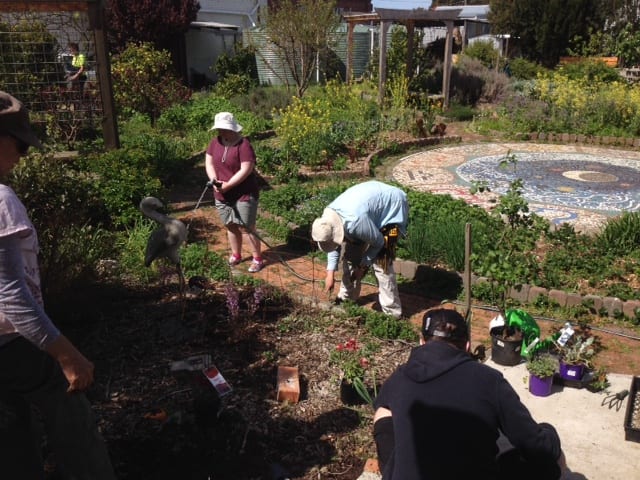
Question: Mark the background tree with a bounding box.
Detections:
[261,0,341,97]
[488,0,605,67]
[105,0,199,52]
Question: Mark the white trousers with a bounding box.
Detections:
[338,242,402,318]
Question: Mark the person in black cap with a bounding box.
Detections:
[0,91,116,479]
[373,308,566,480]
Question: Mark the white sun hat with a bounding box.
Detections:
[311,208,344,252]
[210,111,243,132]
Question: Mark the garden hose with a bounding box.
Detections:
[192,182,318,283]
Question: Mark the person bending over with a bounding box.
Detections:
[311,181,408,318]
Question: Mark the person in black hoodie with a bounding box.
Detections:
[373,308,566,480]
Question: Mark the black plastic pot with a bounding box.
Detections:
[490,326,523,366]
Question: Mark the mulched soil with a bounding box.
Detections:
[47,129,640,479]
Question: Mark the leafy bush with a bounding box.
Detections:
[453,56,511,105]
[229,86,293,122]
[111,42,191,124]
[596,212,640,257]
[181,243,230,282]
[442,101,476,121]
[121,132,194,186]
[464,40,502,69]
[10,154,115,297]
[81,148,162,228]
[507,58,545,80]
[215,44,258,81]
[158,92,269,137]
[213,73,254,98]
[556,59,620,83]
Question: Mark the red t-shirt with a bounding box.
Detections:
[206,136,259,203]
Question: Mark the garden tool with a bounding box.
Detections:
[602,389,628,411]
[376,224,399,273]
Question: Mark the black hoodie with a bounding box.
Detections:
[374,341,561,480]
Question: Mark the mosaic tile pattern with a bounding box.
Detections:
[392,143,640,232]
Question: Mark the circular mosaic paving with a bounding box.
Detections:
[392,143,640,232]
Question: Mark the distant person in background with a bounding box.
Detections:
[0,91,116,479]
[65,42,87,97]
[205,111,264,273]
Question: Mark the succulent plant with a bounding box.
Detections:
[526,354,558,378]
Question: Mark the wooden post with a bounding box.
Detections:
[378,21,389,105]
[442,20,454,110]
[88,0,119,149]
[405,20,414,80]
[464,222,472,322]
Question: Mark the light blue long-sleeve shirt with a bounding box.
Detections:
[325,181,408,270]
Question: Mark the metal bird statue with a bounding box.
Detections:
[139,196,187,293]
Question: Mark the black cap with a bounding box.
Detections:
[422,308,468,341]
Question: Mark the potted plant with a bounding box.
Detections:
[471,155,547,366]
[526,354,558,397]
[329,337,376,406]
[556,335,595,383]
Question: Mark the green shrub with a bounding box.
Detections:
[230,85,293,122]
[401,215,466,271]
[463,40,502,70]
[111,42,192,124]
[596,212,640,257]
[557,59,620,83]
[121,132,194,186]
[10,154,115,297]
[81,148,162,228]
[214,45,258,82]
[507,58,545,80]
[442,102,476,121]
[181,243,230,282]
[213,73,254,98]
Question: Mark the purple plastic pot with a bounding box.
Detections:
[529,374,553,397]
[559,361,585,381]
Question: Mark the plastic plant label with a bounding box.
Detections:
[170,354,212,372]
[557,323,575,347]
[203,365,232,397]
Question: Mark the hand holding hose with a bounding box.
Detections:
[207,179,222,190]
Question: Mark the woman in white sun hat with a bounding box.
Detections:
[205,112,263,272]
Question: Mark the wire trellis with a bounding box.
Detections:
[0,9,103,147]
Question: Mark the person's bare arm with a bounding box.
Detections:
[45,335,95,393]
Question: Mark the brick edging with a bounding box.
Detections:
[363,135,462,176]
[393,259,640,319]
[527,132,640,148]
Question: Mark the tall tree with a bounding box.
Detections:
[488,0,606,67]
[105,0,200,52]
[261,0,341,97]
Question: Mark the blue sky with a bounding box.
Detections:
[371,0,433,10]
